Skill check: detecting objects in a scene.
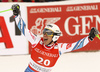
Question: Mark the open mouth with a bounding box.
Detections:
[44,39,48,41]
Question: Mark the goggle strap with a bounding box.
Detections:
[47,40,53,46]
[53,33,61,36]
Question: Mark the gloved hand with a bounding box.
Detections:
[88,27,99,41]
[11,4,20,16]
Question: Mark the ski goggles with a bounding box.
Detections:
[43,28,54,36]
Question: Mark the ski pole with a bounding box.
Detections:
[96,34,100,40]
[0,9,12,13]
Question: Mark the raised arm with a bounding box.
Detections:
[58,27,99,54]
[11,4,40,45]
[58,36,89,54]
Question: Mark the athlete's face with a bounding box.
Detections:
[43,34,54,45]
[43,29,54,45]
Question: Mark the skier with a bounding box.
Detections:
[11,4,99,72]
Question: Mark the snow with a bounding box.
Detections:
[0,51,100,72]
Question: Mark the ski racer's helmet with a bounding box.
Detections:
[43,24,62,42]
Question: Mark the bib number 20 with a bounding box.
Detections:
[37,57,50,66]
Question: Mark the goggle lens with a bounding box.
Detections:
[43,29,54,36]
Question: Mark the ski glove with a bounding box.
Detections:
[89,27,99,41]
[11,4,20,16]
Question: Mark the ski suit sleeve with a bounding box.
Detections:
[58,36,90,54]
[14,15,41,45]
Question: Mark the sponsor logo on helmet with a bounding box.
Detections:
[47,25,53,28]
[56,30,59,32]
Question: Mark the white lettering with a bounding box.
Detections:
[65,15,100,36]
[30,59,52,72]
[94,15,100,30]
[80,16,93,35]
[30,7,62,13]
[64,16,80,36]
[66,5,98,12]
[34,48,58,57]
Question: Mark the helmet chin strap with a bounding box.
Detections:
[46,40,57,46]
[46,40,53,46]
[46,34,58,46]
[46,35,54,46]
